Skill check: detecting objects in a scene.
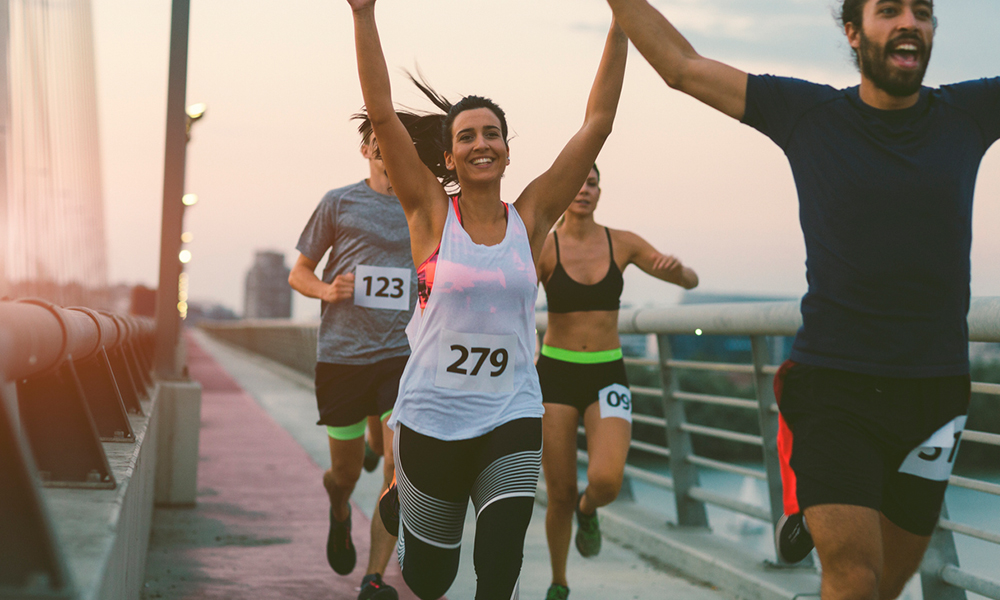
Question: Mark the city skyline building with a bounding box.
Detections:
[243,250,291,319]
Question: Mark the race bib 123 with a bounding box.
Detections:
[353,265,410,311]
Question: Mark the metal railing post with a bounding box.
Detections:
[0,381,74,596]
[657,334,708,527]
[920,502,968,600]
[751,335,813,565]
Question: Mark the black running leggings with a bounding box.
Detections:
[394,418,542,600]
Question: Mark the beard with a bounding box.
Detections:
[858,28,933,98]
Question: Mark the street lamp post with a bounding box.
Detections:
[153,0,192,380]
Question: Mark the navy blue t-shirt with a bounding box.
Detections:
[743,75,1000,377]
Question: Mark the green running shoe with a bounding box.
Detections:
[545,583,570,600]
[574,489,601,558]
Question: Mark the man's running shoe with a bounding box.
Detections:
[545,583,570,600]
[775,512,813,564]
[363,440,381,473]
[357,573,398,600]
[379,475,400,538]
[574,489,601,558]
[327,504,357,575]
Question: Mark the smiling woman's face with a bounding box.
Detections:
[444,108,509,186]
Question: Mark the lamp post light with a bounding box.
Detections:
[185,103,206,141]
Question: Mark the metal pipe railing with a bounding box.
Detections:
[535,297,1000,598]
[0,299,156,597]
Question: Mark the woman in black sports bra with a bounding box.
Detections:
[536,164,698,600]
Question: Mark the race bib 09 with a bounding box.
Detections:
[434,330,516,393]
[898,415,966,482]
[598,383,632,422]
[354,265,410,311]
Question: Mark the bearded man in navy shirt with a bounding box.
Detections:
[604,0,999,598]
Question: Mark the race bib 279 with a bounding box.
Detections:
[434,330,516,393]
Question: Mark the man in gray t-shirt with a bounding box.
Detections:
[290,119,414,599]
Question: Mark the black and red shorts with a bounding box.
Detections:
[774,361,970,536]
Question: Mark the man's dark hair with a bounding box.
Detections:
[839,0,868,66]
[592,163,601,184]
[838,0,936,67]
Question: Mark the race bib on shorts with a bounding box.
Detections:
[354,265,410,310]
[435,330,516,393]
[898,415,966,481]
[598,383,632,422]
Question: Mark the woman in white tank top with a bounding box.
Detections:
[347,1,627,598]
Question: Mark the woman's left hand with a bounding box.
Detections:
[651,253,681,275]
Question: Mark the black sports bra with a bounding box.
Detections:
[545,227,624,313]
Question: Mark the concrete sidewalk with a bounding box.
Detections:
[142,330,727,600]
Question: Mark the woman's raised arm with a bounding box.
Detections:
[349,0,447,259]
[515,19,628,257]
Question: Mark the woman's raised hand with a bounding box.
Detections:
[346,0,375,12]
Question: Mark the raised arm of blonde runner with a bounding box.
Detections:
[348,0,448,265]
[515,19,627,260]
[606,0,748,120]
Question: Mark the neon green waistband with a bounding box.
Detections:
[540,345,623,364]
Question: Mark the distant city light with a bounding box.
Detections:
[179,249,192,263]
[182,193,198,206]
[695,329,703,336]
[181,232,194,243]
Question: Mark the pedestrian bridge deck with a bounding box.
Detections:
[142,330,728,599]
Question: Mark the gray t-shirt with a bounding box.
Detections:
[296,180,416,365]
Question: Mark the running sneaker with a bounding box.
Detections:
[545,583,570,600]
[363,440,381,473]
[379,475,400,538]
[574,490,601,558]
[327,504,357,575]
[774,512,813,564]
[357,573,398,600]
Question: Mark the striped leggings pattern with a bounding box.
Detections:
[393,418,542,600]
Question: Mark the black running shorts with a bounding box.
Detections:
[775,361,970,536]
[537,353,630,415]
[314,356,408,428]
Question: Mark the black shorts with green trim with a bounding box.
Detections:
[314,355,407,428]
[537,353,629,415]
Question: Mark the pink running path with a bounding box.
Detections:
[142,336,424,599]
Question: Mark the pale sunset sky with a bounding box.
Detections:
[91,0,1000,318]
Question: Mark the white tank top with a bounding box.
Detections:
[389,198,543,440]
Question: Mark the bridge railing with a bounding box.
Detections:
[0,299,156,599]
[199,298,1000,599]
[537,297,1000,600]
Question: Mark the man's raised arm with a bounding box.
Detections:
[606,0,748,120]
